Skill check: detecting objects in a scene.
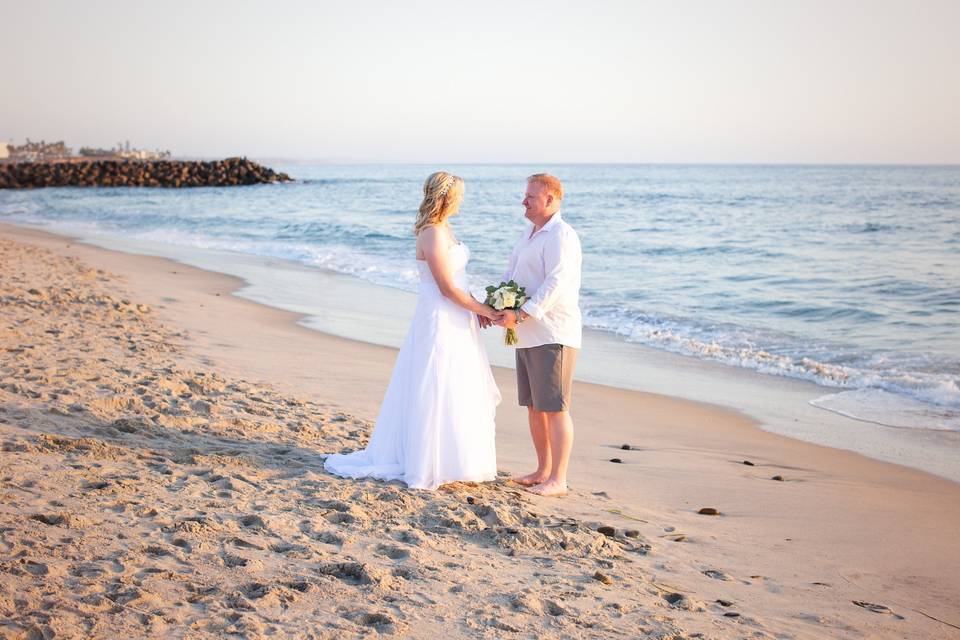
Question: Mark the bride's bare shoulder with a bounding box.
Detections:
[417,224,451,247]
[417,224,439,239]
[416,224,443,260]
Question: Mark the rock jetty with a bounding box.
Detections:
[0,157,293,189]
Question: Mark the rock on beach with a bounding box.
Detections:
[0,157,293,189]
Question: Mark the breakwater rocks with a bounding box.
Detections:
[0,157,293,189]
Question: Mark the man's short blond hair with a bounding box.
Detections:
[527,173,563,201]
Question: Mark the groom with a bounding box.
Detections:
[493,173,582,497]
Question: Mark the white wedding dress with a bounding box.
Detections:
[324,242,500,490]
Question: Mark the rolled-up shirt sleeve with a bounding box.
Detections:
[521,229,581,321]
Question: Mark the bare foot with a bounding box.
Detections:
[528,479,568,497]
[512,471,549,486]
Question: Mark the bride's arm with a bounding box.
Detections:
[419,227,502,320]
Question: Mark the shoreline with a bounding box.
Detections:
[3,221,959,484]
[3,220,958,484]
[3,221,960,637]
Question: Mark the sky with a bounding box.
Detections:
[2,0,958,163]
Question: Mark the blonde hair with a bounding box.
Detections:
[414,171,464,235]
[527,173,564,201]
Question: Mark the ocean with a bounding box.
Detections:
[2,163,958,434]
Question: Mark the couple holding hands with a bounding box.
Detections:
[325,172,582,497]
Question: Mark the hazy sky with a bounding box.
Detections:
[2,0,958,163]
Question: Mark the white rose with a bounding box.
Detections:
[492,290,505,310]
[500,291,517,308]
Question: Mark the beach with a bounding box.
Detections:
[5,0,959,634]
[2,221,959,639]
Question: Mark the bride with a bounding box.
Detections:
[324,171,503,490]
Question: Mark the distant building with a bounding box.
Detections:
[8,139,72,162]
[79,143,171,160]
[78,146,116,158]
[5,138,172,162]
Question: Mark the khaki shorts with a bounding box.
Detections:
[516,344,578,412]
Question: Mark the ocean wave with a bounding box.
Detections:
[638,244,787,258]
[126,228,424,292]
[9,214,959,421]
[843,221,905,234]
[275,221,403,242]
[582,307,960,415]
[810,389,960,432]
[4,162,959,433]
[298,177,403,186]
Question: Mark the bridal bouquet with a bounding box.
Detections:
[485,280,528,346]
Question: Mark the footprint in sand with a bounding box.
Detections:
[393,528,431,548]
[317,530,347,546]
[21,560,49,576]
[30,512,86,527]
[283,579,314,593]
[70,562,106,579]
[375,544,411,560]
[317,561,389,587]
[544,600,566,616]
[314,499,353,512]
[144,544,174,558]
[747,575,783,593]
[343,611,400,634]
[226,536,263,551]
[324,511,357,525]
[297,519,345,546]
[221,553,249,568]
[272,542,314,559]
[239,581,294,604]
[852,601,905,619]
[702,568,732,581]
[390,566,419,580]
[238,514,268,530]
[185,583,220,603]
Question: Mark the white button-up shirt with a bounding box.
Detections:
[501,212,583,349]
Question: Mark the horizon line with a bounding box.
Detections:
[243,158,960,168]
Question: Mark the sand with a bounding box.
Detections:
[1,222,959,639]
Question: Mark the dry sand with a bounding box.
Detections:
[1,222,959,639]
